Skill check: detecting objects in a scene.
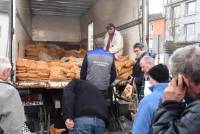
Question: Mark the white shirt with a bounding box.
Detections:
[104,30,123,56]
[144,80,152,96]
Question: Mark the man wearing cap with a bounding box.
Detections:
[132,64,169,134]
[0,56,25,134]
[104,23,123,58]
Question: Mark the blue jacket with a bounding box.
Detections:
[132,83,168,134]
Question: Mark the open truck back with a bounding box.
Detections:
[1,0,144,133]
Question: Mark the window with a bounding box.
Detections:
[174,25,180,41]
[149,23,154,33]
[186,1,196,16]
[170,25,180,42]
[172,5,181,19]
[185,23,195,41]
[163,0,168,5]
[149,38,153,49]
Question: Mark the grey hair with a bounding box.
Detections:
[141,55,155,65]
[169,45,200,85]
[0,56,11,70]
[94,38,104,49]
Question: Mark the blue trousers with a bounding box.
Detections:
[69,116,105,134]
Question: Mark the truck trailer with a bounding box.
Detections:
[1,0,143,133]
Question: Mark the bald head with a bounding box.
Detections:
[140,56,155,74]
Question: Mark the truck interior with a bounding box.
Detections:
[1,0,140,133]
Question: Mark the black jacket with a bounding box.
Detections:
[62,79,109,125]
[151,94,200,134]
[131,52,147,96]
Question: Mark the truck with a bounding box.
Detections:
[1,0,144,133]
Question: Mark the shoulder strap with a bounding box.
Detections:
[0,81,15,88]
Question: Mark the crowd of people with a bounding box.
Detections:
[1,23,200,134]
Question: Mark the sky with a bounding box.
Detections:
[149,0,163,14]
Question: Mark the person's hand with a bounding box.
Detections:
[114,55,119,60]
[164,74,187,102]
[65,118,74,130]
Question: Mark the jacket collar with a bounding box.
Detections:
[149,83,168,92]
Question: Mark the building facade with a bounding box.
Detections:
[148,14,165,64]
[149,14,165,54]
[164,0,200,43]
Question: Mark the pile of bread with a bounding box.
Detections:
[16,58,80,81]
[115,56,134,80]
[25,44,86,61]
[25,44,49,60]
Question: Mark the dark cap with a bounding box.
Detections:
[106,23,116,30]
[148,64,169,83]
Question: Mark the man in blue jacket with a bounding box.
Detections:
[80,39,116,99]
[132,64,169,134]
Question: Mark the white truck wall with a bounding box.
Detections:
[121,26,140,58]
[32,15,81,42]
[0,13,9,57]
[80,0,141,59]
[14,0,32,58]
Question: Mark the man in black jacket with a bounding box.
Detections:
[62,79,108,134]
[129,43,149,100]
[151,45,200,134]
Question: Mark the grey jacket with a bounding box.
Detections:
[80,49,116,91]
[0,81,25,134]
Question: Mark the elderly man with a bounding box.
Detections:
[104,23,123,58]
[151,45,200,133]
[0,57,25,134]
[125,55,154,101]
[140,56,155,75]
[139,56,155,97]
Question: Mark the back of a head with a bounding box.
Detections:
[140,56,155,74]
[133,43,144,50]
[148,64,169,83]
[169,45,200,85]
[141,55,155,65]
[94,38,104,49]
[0,56,11,70]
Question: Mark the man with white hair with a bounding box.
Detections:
[0,56,25,134]
[137,56,155,99]
[125,55,155,101]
